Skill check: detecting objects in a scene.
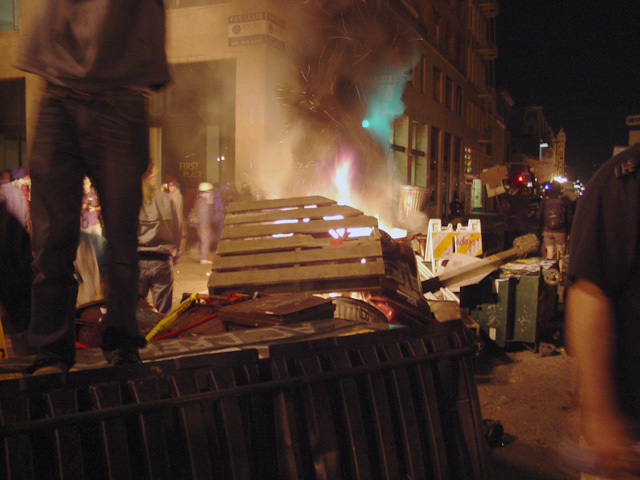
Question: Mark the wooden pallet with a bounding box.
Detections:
[208,196,386,295]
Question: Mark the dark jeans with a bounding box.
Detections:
[138,258,174,315]
[29,84,148,367]
[0,201,33,356]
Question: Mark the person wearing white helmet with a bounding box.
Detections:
[196,182,224,264]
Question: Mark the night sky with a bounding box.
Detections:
[495,3,640,182]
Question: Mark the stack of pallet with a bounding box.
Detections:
[208,196,386,295]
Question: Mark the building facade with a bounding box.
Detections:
[391,0,506,219]
[1,0,508,226]
[510,105,566,184]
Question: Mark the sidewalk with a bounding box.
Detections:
[171,248,214,308]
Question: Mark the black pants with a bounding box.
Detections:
[29,84,148,366]
[138,257,174,315]
[0,201,33,356]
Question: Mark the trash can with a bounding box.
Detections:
[397,185,431,229]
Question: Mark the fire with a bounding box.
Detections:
[330,150,407,240]
[334,155,352,206]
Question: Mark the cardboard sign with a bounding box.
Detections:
[425,219,483,265]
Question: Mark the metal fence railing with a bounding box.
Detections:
[0,320,487,480]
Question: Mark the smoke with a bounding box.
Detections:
[254,0,420,227]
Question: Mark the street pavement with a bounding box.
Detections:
[171,248,215,308]
[477,344,579,480]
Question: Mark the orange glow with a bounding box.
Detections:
[334,155,353,206]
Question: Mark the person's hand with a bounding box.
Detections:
[582,406,640,478]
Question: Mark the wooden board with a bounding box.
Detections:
[208,196,386,295]
[218,294,336,330]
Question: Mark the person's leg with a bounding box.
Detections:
[555,232,568,259]
[199,226,212,262]
[27,90,86,371]
[544,233,556,260]
[212,219,224,253]
[137,260,151,304]
[83,91,148,360]
[545,245,556,260]
[149,260,174,315]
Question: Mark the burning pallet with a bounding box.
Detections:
[208,196,386,295]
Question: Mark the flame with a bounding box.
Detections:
[331,150,407,240]
[334,154,353,206]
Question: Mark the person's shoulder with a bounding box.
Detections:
[596,144,640,182]
[611,143,640,178]
[580,145,640,199]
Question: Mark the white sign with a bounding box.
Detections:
[228,12,286,50]
[626,114,640,126]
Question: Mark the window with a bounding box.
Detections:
[464,146,473,173]
[445,76,453,110]
[443,132,452,181]
[0,78,26,170]
[411,122,428,187]
[446,27,455,58]
[421,57,428,95]
[433,67,442,103]
[455,85,463,116]
[428,127,440,197]
[412,57,425,91]
[392,116,409,183]
[434,10,442,45]
[165,0,231,8]
[0,0,18,32]
[456,37,464,66]
[453,136,461,192]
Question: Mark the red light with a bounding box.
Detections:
[517,175,524,183]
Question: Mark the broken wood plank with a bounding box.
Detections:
[209,196,387,296]
[210,260,385,289]
[216,233,380,255]
[225,196,337,214]
[223,204,366,226]
[212,242,383,271]
[220,215,379,240]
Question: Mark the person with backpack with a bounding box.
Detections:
[536,181,572,259]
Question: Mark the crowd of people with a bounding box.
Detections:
[0,0,264,377]
[0,168,33,356]
[1,156,259,363]
[1,167,258,315]
[497,179,573,258]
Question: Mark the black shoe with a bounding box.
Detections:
[103,346,142,366]
[23,357,69,376]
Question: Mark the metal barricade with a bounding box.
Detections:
[0,321,487,480]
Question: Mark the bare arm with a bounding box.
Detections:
[565,279,640,477]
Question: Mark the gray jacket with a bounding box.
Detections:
[138,189,181,258]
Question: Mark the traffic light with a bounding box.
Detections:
[508,163,531,188]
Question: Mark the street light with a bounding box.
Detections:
[539,141,549,161]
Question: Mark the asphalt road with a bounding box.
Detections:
[477,343,580,480]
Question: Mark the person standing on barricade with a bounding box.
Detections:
[15,0,170,374]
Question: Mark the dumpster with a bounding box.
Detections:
[460,258,559,350]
